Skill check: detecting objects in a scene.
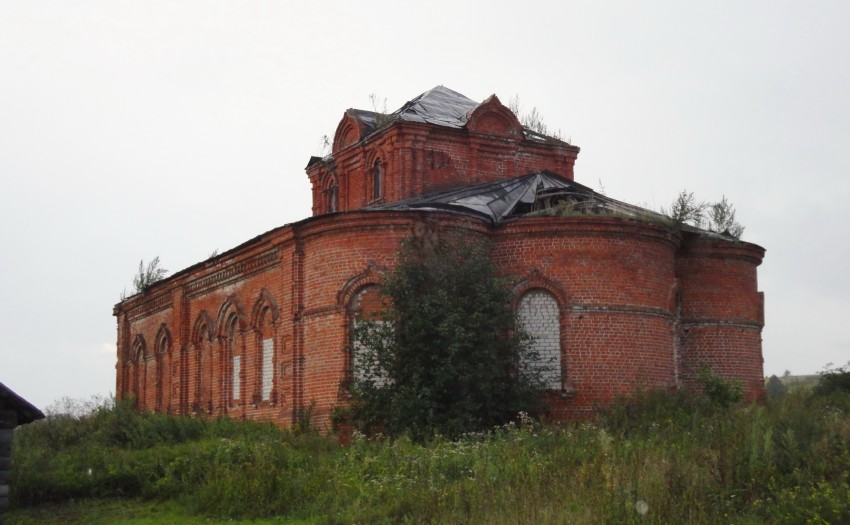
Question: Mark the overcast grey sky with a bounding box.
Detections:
[2,1,848,409]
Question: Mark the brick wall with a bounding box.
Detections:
[116,210,764,428]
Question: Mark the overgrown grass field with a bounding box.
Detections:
[8,385,850,524]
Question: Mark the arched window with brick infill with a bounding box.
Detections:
[226,313,242,404]
[348,285,385,383]
[517,290,562,390]
[258,307,275,403]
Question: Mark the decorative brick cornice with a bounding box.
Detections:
[127,292,172,321]
[186,249,279,299]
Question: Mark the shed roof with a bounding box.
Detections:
[0,381,45,425]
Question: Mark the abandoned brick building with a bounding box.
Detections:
[113,86,765,426]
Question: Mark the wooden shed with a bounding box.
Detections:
[0,382,44,524]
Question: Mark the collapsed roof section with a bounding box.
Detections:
[367,170,739,239]
[366,171,668,226]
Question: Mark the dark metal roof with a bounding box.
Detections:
[366,171,667,225]
[0,381,45,425]
[392,86,479,128]
[347,86,479,135]
[344,86,574,149]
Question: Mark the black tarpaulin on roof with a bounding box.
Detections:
[393,86,479,128]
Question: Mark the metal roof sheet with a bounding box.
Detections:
[366,170,722,234]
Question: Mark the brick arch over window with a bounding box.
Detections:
[250,289,279,328]
[511,270,570,311]
[337,266,384,311]
[517,289,563,390]
[191,311,214,344]
[130,334,147,362]
[155,324,171,352]
[216,295,248,338]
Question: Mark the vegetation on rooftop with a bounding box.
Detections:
[132,256,168,294]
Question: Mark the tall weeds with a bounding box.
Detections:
[11,389,850,523]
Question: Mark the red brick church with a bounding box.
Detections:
[114,86,765,427]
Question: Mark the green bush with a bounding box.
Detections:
[814,362,850,397]
[346,232,549,441]
[697,366,743,408]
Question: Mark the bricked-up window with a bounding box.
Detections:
[262,339,273,401]
[517,290,562,389]
[350,285,384,382]
[232,355,241,401]
[260,309,274,402]
[226,314,241,402]
[373,160,383,201]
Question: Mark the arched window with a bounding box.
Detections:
[131,336,146,409]
[190,314,213,414]
[155,327,171,412]
[349,285,384,383]
[372,160,383,201]
[259,308,275,402]
[517,290,562,389]
[328,183,338,213]
[226,313,241,403]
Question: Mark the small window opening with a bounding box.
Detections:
[373,160,383,200]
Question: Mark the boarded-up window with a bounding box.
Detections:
[517,290,562,389]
